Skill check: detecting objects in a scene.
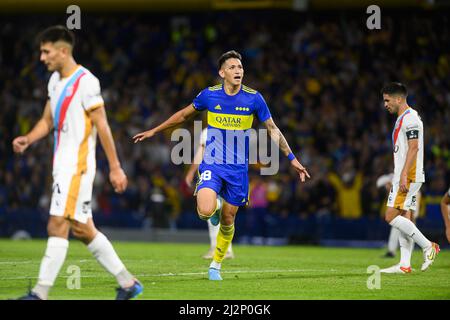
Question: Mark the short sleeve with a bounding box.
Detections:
[80,75,104,112]
[403,115,420,140]
[254,92,271,123]
[192,89,209,111]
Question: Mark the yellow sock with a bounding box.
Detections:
[213,224,235,263]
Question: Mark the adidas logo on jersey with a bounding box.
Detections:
[215,105,222,110]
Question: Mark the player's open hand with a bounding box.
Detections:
[12,136,30,154]
[291,159,311,182]
[110,167,128,193]
[133,129,155,143]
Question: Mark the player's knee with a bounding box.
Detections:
[385,214,393,223]
[197,203,216,219]
[47,219,68,237]
[71,223,96,243]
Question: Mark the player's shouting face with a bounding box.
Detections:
[219,58,244,87]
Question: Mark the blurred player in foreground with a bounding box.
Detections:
[134,50,309,280]
[379,82,439,274]
[12,26,142,299]
[441,186,450,243]
[185,127,234,259]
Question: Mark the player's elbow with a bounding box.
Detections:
[409,143,419,152]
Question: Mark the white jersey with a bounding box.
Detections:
[392,107,425,184]
[47,65,104,178]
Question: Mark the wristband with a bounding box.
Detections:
[288,152,296,161]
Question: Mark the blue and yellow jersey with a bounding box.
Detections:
[192,83,271,172]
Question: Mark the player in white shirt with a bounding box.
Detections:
[376,173,421,258]
[378,82,439,274]
[12,26,142,300]
[440,186,450,243]
[185,128,234,259]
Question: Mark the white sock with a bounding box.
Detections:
[398,231,414,268]
[87,232,134,288]
[210,260,221,270]
[228,242,233,254]
[34,237,69,299]
[208,220,219,248]
[387,227,400,254]
[389,216,431,250]
[216,198,222,210]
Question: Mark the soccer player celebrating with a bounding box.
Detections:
[379,82,439,273]
[12,26,142,299]
[133,50,310,280]
[440,186,450,243]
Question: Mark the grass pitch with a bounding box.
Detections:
[0,239,449,300]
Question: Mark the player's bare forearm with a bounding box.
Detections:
[26,119,52,144]
[263,117,310,181]
[89,106,121,170]
[27,101,53,144]
[400,140,419,179]
[13,101,53,153]
[133,104,198,143]
[263,118,292,156]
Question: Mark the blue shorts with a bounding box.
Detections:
[194,164,249,207]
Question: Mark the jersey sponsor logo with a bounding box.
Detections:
[208,111,254,130]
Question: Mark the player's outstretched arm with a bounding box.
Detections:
[441,192,450,242]
[12,100,53,154]
[133,104,198,143]
[263,117,310,182]
[89,105,127,194]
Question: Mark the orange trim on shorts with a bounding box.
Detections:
[393,180,412,210]
[64,112,92,220]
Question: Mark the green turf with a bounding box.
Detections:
[0,239,449,300]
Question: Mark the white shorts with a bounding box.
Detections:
[50,173,94,224]
[387,182,422,212]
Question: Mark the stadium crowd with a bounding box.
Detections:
[1,10,449,239]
